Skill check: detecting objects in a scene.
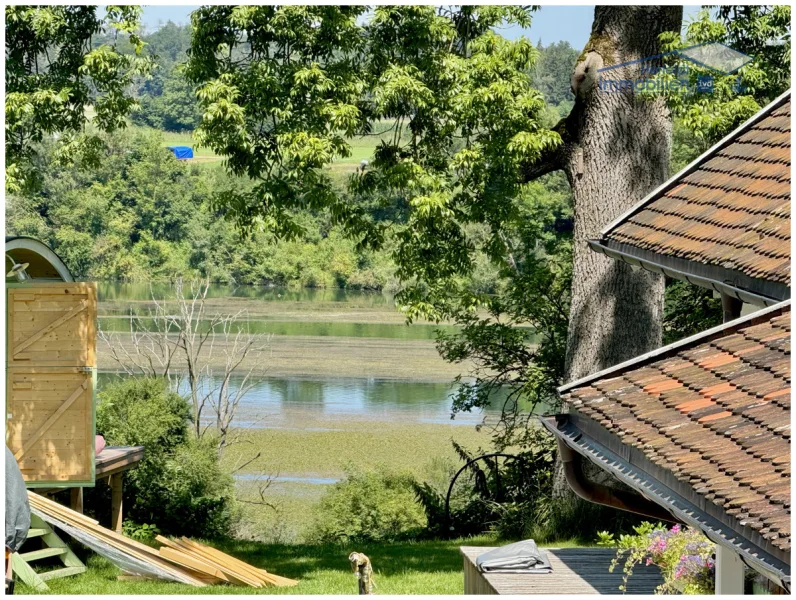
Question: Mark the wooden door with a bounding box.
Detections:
[6,283,97,486]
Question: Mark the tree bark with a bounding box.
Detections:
[561,6,682,380]
[526,6,683,494]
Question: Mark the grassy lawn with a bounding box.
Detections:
[133,119,398,169]
[19,535,588,595]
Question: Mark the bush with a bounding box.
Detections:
[414,432,644,544]
[308,465,427,543]
[415,435,556,540]
[93,376,236,538]
[526,492,642,544]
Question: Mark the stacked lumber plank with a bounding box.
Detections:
[156,536,297,587]
[27,492,297,588]
[28,492,206,586]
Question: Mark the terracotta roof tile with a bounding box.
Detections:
[560,307,791,553]
[603,97,791,287]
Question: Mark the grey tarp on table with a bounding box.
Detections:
[476,539,552,574]
[5,446,30,553]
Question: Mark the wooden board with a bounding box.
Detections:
[7,283,97,487]
[29,493,206,587]
[460,547,663,595]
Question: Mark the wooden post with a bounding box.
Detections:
[110,474,123,533]
[69,488,83,514]
[715,545,745,595]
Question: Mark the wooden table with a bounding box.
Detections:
[461,546,664,595]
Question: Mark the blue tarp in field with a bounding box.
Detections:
[167,145,194,160]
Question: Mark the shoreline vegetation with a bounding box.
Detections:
[95,288,507,381]
[95,286,496,541]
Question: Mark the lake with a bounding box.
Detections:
[95,282,533,541]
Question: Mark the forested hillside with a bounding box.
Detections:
[7,22,699,294]
[6,22,582,290]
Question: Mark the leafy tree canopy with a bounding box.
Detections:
[185,6,559,324]
[5,5,154,192]
[655,5,790,141]
[532,40,579,107]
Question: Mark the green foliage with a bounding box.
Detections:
[122,520,160,542]
[130,22,201,132]
[602,522,716,594]
[181,7,577,451]
[414,431,641,543]
[5,5,154,192]
[6,129,393,289]
[95,376,236,538]
[185,7,558,314]
[133,67,202,131]
[536,495,643,545]
[654,6,790,142]
[436,175,572,448]
[96,376,191,447]
[309,465,427,544]
[532,40,579,106]
[663,279,722,344]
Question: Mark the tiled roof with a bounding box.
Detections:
[597,93,791,298]
[559,305,791,555]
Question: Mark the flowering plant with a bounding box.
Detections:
[596,522,715,594]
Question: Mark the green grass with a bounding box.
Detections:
[18,535,589,595]
[133,119,399,169]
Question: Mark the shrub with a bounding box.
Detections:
[526,492,642,544]
[414,432,643,543]
[415,434,557,540]
[93,376,236,538]
[308,465,427,543]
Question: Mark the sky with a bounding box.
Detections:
[136,5,704,50]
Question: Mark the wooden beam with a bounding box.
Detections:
[69,488,83,514]
[158,547,227,582]
[29,494,206,587]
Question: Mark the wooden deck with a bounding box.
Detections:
[461,546,664,595]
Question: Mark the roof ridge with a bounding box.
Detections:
[558,300,791,394]
[597,90,792,239]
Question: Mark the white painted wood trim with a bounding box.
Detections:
[716,545,745,595]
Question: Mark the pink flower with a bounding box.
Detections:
[671,524,681,534]
[646,558,652,566]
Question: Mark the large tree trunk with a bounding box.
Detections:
[562,6,682,380]
[526,6,683,495]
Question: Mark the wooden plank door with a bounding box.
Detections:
[6,283,97,486]
[8,283,96,367]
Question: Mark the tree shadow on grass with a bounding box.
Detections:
[211,536,500,580]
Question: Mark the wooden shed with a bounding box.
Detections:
[6,236,97,487]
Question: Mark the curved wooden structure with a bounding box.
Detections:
[6,236,74,282]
